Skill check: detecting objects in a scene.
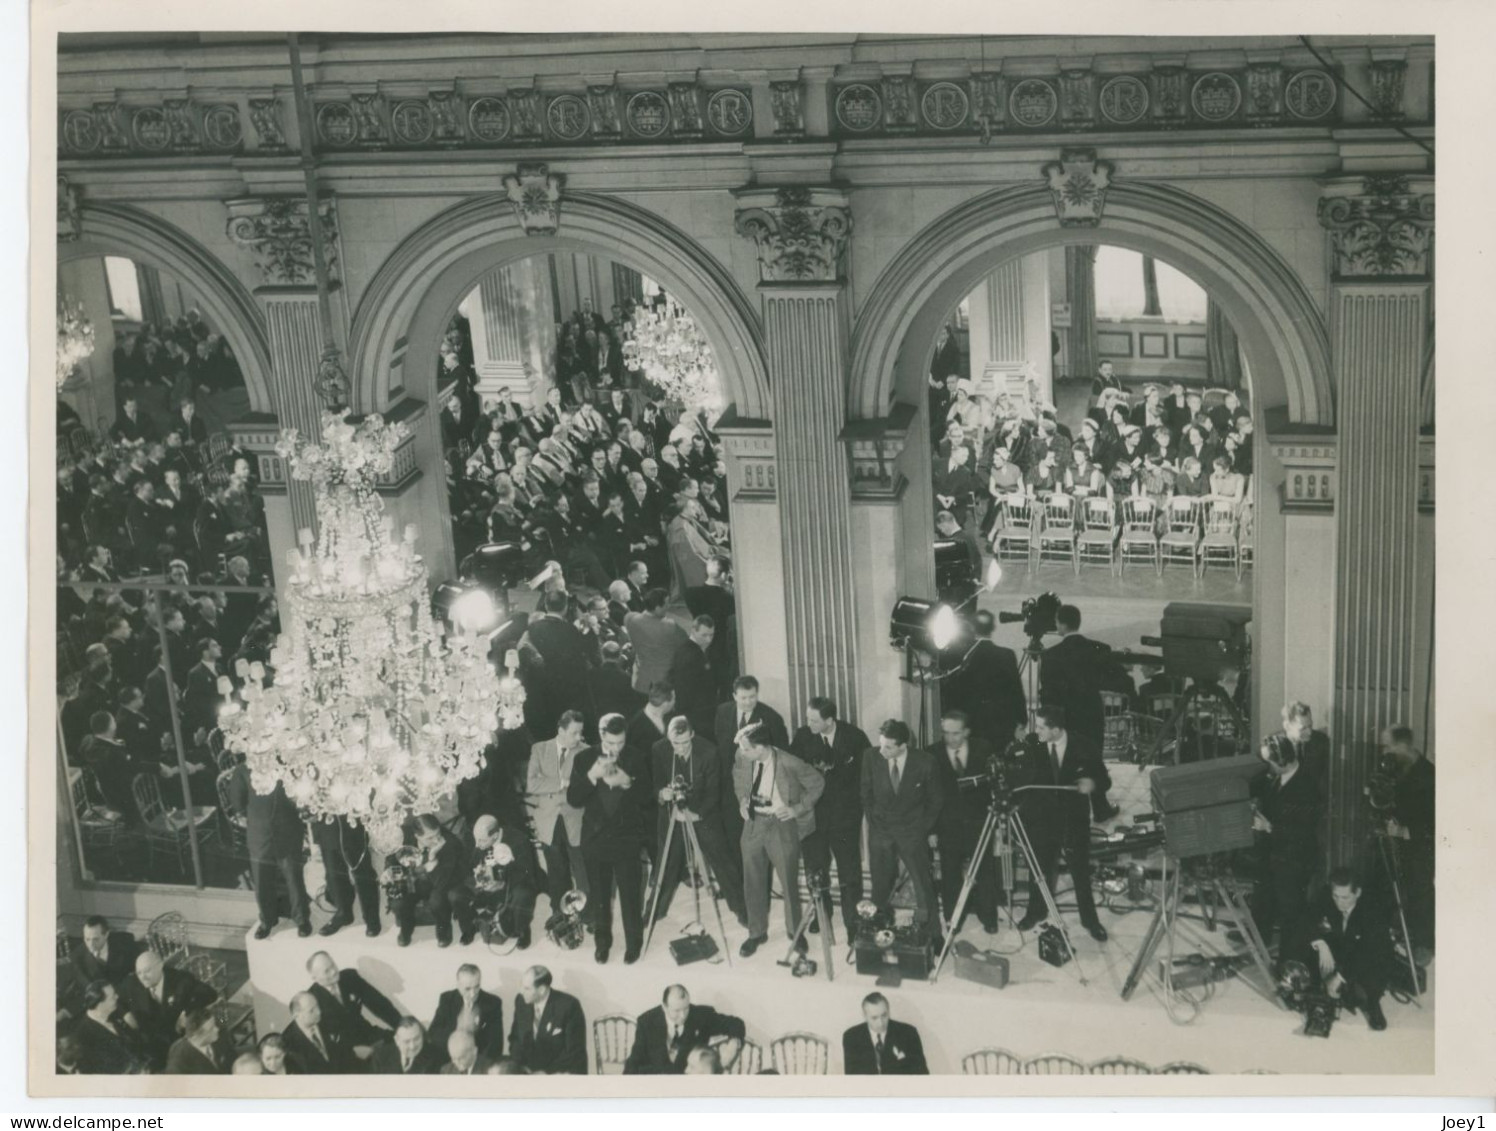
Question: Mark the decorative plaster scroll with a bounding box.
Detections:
[734,186,853,284]
[1318,175,1434,278]
[224,196,341,288]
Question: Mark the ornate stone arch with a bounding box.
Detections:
[58,202,276,415]
[848,181,1334,426]
[346,191,769,418]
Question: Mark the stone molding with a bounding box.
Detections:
[502,163,565,236]
[224,195,341,288]
[1269,434,1337,512]
[1318,174,1434,279]
[734,186,852,284]
[1042,148,1113,227]
[715,419,777,500]
[843,403,916,501]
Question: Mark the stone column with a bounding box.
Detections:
[469,262,537,401]
[735,186,861,719]
[966,253,1054,409]
[1318,174,1433,867]
[225,194,348,586]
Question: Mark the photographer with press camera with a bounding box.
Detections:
[1373,725,1435,962]
[455,813,539,950]
[1284,869,1394,1033]
[929,709,1001,936]
[1250,713,1330,961]
[1037,604,1119,823]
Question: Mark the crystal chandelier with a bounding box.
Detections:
[56,291,95,391]
[622,295,723,414]
[218,411,502,853]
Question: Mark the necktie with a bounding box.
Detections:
[953,747,965,773]
[311,1026,327,1060]
[890,759,901,792]
[824,734,833,751]
[1050,743,1061,780]
[749,762,765,820]
[740,713,749,731]
[402,1053,412,1073]
[668,1025,681,1060]
[875,1036,885,1073]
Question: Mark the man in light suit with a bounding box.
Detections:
[527,710,589,912]
[623,588,688,695]
[713,676,789,876]
[427,963,505,1067]
[731,724,824,958]
[861,719,944,942]
[842,993,928,1075]
[369,1017,441,1075]
[624,985,745,1075]
[508,966,587,1075]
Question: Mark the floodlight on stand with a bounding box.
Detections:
[928,603,962,651]
[889,597,938,649]
[431,580,498,635]
[462,541,528,594]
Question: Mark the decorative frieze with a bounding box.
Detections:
[503,163,565,236]
[734,186,853,284]
[1318,174,1435,279]
[716,422,777,500]
[1367,60,1408,120]
[224,196,341,289]
[247,97,286,149]
[1043,148,1114,228]
[1270,439,1338,511]
[60,99,244,157]
[843,405,915,500]
[769,79,804,136]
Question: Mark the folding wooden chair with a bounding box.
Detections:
[1118,496,1160,574]
[992,495,1035,570]
[1036,495,1077,569]
[770,1032,829,1075]
[1198,500,1241,578]
[1075,496,1119,574]
[1159,497,1203,575]
[592,1014,636,1075]
[962,1048,1024,1075]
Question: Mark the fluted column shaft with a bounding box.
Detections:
[261,291,327,536]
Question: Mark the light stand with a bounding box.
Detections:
[640,803,734,966]
[1371,829,1424,1007]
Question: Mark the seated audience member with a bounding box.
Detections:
[282,991,360,1075]
[305,951,401,1058]
[1207,454,1247,508]
[70,915,139,996]
[487,1057,527,1075]
[56,1034,83,1076]
[117,950,217,1071]
[74,981,149,1075]
[508,966,587,1076]
[439,1030,493,1076]
[624,984,745,1075]
[165,1008,231,1075]
[428,963,506,1068]
[371,1017,441,1076]
[232,1052,264,1075]
[1174,455,1209,498]
[1296,869,1394,1031]
[842,992,929,1076]
[683,1045,723,1075]
[258,1032,300,1075]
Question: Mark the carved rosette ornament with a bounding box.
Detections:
[1318,175,1434,279]
[1042,148,1114,227]
[225,196,341,288]
[734,186,853,284]
[503,163,566,236]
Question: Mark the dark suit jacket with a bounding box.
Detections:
[667,640,717,724]
[860,747,943,842]
[509,989,587,1075]
[164,1036,230,1074]
[928,737,996,834]
[624,1003,745,1075]
[70,931,139,992]
[843,1019,929,1075]
[428,988,505,1065]
[282,1019,361,1075]
[946,639,1025,747]
[567,744,652,848]
[117,967,216,1063]
[1017,731,1108,836]
[439,1055,496,1075]
[1038,634,1111,747]
[789,721,869,833]
[1298,895,1394,996]
[226,763,305,863]
[369,1038,441,1075]
[1254,763,1324,864]
[73,1016,148,1075]
[310,970,402,1048]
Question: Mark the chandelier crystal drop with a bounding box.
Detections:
[621,295,723,414]
[217,410,501,855]
[56,292,95,391]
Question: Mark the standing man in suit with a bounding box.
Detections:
[666,615,719,733]
[527,710,590,912]
[624,985,745,1075]
[929,709,1000,936]
[842,993,928,1076]
[508,966,587,1075]
[226,759,311,940]
[117,950,216,1070]
[648,716,748,928]
[164,1008,231,1075]
[370,1018,440,1075]
[282,991,360,1075]
[1038,605,1119,823]
[1018,706,1109,942]
[1252,727,1328,958]
[1380,724,1435,959]
[427,964,505,1067]
[1297,869,1395,1031]
[943,611,1026,749]
[520,590,594,737]
[305,951,401,1059]
[623,589,689,695]
[714,675,789,877]
[790,697,868,943]
[310,816,383,938]
[861,720,944,941]
[732,725,824,958]
[568,713,652,965]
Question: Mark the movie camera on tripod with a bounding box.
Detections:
[996,591,1062,642]
[952,738,1042,815]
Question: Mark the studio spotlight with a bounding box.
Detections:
[889,596,968,653]
[462,542,528,594]
[431,580,500,635]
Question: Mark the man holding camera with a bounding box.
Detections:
[1295,869,1394,1032]
[929,709,1000,936]
[1251,720,1328,959]
[1037,604,1118,823]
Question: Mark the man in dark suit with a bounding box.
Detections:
[648,716,747,926]
[305,951,401,1057]
[74,981,150,1075]
[1381,724,1435,957]
[789,696,869,942]
[567,714,652,964]
[439,1030,494,1076]
[225,760,311,939]
[1297,869,1395,1031]
[427,964,505,1066]
[1037,605,1119,823]
[181,636,224,740]
[508,966,587,1075]
[1018,705,1109,942]
[624,984,745,1075]
[731,726,824,958]
[943,611,1026,749]
[117,950,217,1070]
[369,1018,442,1075]
[164,1008,231,1074]
[929,709,1000,936]
[842,992,928,1076]
[282,991,361,1074]
[1252,727,1328,958]
[521,589,595,738]
[310,816,383,938]
[861,719,943,939]
[667,615,719,734]
[713,675,789,875]
[70,916,139,994]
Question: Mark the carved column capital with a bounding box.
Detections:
[224,195,340,289]
[1318,174,1434,279]
[733,185,852,283]
[1042,148,1114,227]
[502,162,565,236]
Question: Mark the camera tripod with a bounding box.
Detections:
[641,804,733,966]
[1141,680,1248,767]
[1120,853,1279,1010]
[1371,829,1424,1006]
[930,786,1087,986]
[1013,634,1047,733]
[777,869,837,982]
